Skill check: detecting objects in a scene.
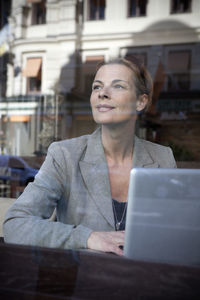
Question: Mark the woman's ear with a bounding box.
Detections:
[136,94,148,112]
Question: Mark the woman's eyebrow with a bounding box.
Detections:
[93,80,103,84]
[112,79,128,84]
[93,79,128,84]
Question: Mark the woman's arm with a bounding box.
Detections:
[3,143,93,250]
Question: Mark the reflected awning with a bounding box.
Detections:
[22,58,42,77]
[9,115,30,122]
[85,56,104,63]
[168,51,190,72]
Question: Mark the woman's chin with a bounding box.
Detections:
[92,111,137,125]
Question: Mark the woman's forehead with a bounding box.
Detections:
[95,64,134,81]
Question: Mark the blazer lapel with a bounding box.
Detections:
[79,131,158,229]
[133,136,159,168]
[79,128,115,228]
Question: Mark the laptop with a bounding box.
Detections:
[124,168,200,266]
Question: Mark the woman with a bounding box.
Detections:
[3,58,176,256]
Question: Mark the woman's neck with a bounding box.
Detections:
[101,122,135,163]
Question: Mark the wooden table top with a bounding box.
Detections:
[0,242,200,300]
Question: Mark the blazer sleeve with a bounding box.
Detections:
[3,142,93,250]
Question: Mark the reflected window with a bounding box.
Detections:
[31,0,46,25]
[167,51,191,91]
[83,56,104,94]
[87,0,106,20]
[125,52,147,66]
[28,77,41,93]
[170,0,192,14]
[22,57,42,94]
[128,0,147,17]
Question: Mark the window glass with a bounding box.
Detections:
[128,0,147,17]
[88,0,106,20]
[170,0,192,13]
[1,0,200,284]
[31,0,46,25]
[23,57,42,94]
[167,51,191,91]
[82,56,104,94]
[125,52,147,66]
[28,77,42,93]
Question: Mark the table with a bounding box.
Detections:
[0,242,200,299]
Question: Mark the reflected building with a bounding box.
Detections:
[0,0,200,165]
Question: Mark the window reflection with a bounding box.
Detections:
[23,57,42,94]
[128,0,147,17]
[170,0,192,14]
[0,154,39,198]
[0,0,200,202]
[82,56,104,95]
[88,0,106,20]
[167,51,191,92]
[31,0,46,25]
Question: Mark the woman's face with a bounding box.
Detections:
[90,64,146,126]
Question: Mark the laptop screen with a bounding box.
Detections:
[124,168,200,266]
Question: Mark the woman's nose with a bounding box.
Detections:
[98,87,110,99]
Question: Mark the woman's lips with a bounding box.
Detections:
[96,104,115,112]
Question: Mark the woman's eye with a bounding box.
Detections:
[114,84,124,89]
[92,85,101,90]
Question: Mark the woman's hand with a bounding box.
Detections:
[87,231,125,256]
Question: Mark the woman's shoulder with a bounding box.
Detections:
[56,134,91,147]
[136,136,169,151]
[47,128,100,158]
[135,136,176,168]
[49,133,91,154]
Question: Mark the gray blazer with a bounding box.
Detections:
[3,128,176,249]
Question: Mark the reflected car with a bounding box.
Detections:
[0,155,39,186]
